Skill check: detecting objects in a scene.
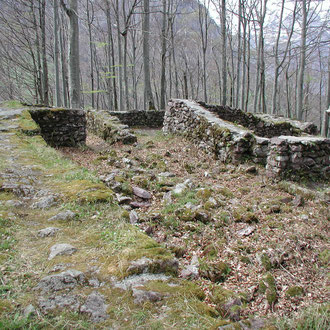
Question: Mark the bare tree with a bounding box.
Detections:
[60,0,81,108]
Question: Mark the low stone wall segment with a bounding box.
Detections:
[199,101,318,137]
[29,108,86,147]
[109,110,165,128]
[266,136,330,179]
[164,99,329,179]
[86,109,137,145]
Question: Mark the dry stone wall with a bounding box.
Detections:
[109,110,165,128]
[86,110,137,145]
[163,99,269,164]
[199,101,318,137]
[29,108,86,147]
[164,99,329,179]
[266,136,330,179]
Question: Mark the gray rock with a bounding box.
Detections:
[223,298,242,321]
[237,226,255,237]
[48,210,76,222]
[48,243,77,260]
[38,227,60,238]
[88,278,101,288]
[180,255,199,279]
[80,292,108,323]
[6,200,24,207]
[129,210,139,224]
[132,288,163,304]
[116,194,132,205]
[132,186,152,199]
[127,257,178,276]
[172,179,193,195]
[36,269,85,293]
[130,201,151,209]
[24,304,36,317]
[113,273,171,291]
[163,191,172,204]
[32,195,57,209]
[39,294,80,313]
[158,172,175,178]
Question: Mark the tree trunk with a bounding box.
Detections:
[160,0,167,109]
[53,0,61,106]
[221,0,227,106]
[296,0,307,120]
[143,0,155,109]
[61,0,81,108]
[86,0,95,108]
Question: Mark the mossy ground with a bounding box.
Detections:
[0,107,225,329]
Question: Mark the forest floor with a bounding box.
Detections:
[0,104,329,329]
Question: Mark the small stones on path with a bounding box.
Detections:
[132,186,152,199]
[32,195,57,209]
[48,210,76,222]
[36,269,85,293]
[80,292,109,323]
[48,243,77,260]
[132,288,163,304]
[38,227,60,238]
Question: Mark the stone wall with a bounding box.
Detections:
[164,99,270,164]
[164,99,329,179]
[29,108,86,147]
[109,110,165,128]
[86,110,137,145]
[199,102,318,137]
[266,136,330,179]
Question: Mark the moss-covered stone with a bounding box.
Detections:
[60,180,114,204]
[199,260,231,282]
[286,286,304,297]
[259,273,277,305]
[196,188,213,201]
[260,253,273,271]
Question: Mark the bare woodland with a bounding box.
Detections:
[0,0,329,129]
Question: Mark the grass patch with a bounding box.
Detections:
[0,100,23,109]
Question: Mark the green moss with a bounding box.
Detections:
[17,110,40,135]
[209,285,236,306]
[259,273,277,305]
[286,286,304,297]
[199,260,231,282]
[233,207,259,223]
[0,100,23,108]
[239,256,251,264]
[196,188,212,201]
[60,180,114,204]
[218,187,234,199]
[319,249,329,266]
[261,253,273,271]
[132,175,150,189]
